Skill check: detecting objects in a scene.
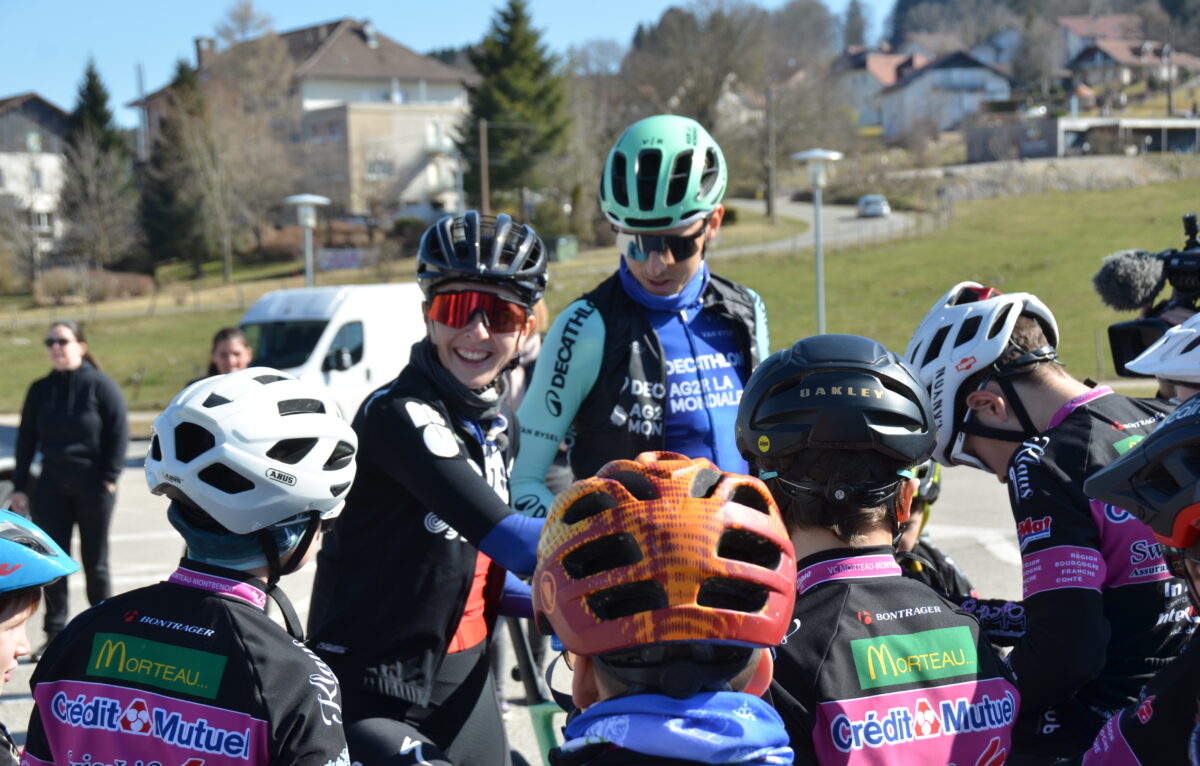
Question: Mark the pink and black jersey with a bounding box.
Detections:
[771,546,1019,766]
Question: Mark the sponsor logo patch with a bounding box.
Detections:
[265,467,295,486]
[955,356,977,372]
[829,690,1017,752]
[1016,516,1053,550]
[1112,435,1144,455]
[850,626,978,690]
[87,634,226,700]
[757,435,770,453]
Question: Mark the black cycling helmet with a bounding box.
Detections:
[737,334,935,469]
[416,210,548,306]
[1083,394,1200,552]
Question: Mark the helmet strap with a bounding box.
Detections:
[959,372,1040,444]
[254,513,321,641]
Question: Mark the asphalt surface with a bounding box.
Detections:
[1,438,1022,763]
[724,196,919,256]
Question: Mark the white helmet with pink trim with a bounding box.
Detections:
[904,282,1058,468]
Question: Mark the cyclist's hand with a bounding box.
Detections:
[7,491,28,515]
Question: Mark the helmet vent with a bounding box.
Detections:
[278,398,326,416]
[697,577,768,612]
[174,422,216,463]
[955,316,982,348]
[267,438,318,465]
[666,150,693,207]
[605,470,659,501]
[1183,336,1200,354]
[198,463,255,494]
[697,147,720,199]
[330,481,352,497]
[727,484,771,513]
[717,528,782,568]
[254,374,288,384]
[562,533,643,579]
[611,153,629,207]
[922,325,952,367]
[0,521,54,555]
[690,468,723,498]
[988,306,1012,338]
[636,149,662,212]
[587,580,667,620]
[150,434,162,462]
[202,393,232,408]
[562,490,619,525]
[325,440,356,471]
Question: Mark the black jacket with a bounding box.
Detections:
[15,361,128,490]
[306,362,516,706]
[551,743,712,766]
[567,271,762,480]
[23,559,348,766]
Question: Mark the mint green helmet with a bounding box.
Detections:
[599,115,727,231]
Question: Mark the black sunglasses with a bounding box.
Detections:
[614,215,711,262]
[44,337,73,347]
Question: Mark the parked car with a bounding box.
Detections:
[0,425,38,509]
[857,194,891,218]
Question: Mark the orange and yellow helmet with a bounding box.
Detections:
[533,452,796,659]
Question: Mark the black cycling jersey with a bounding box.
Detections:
[22,559,348,766]
[898,536,978,600]
[1076,631,1200,766]
[771,545,1018,766]
[0,723,16,766]
[960,389,1192,756]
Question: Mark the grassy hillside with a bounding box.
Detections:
[0,182,1191,412]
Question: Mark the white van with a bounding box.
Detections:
[238,283,426,420]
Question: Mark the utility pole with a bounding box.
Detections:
[765,87,777,225]
[479,119,490,216]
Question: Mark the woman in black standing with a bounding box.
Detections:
[9,320,128,659]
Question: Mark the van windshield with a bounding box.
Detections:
[240,320,328,370]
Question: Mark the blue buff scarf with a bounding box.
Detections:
[560,692,793,765]
[617,257,710,313]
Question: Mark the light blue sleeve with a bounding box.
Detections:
[510,300,606,517]
[747,286,770,360]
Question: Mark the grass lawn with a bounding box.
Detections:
[0,180,1190,412]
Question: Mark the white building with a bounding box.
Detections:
[0,93,69,259]
[879,51,1016,139]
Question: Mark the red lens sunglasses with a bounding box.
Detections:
[426,290,530,333]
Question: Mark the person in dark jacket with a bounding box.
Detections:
[10,320,128,660]
[533,452,797,766]
[510,114,769,519]
[307,211,548,766]
[24,367,358,766]
[736,334,1019,766]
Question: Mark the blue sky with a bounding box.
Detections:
[0,0,892,128]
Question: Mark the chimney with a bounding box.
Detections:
[195,37,216,70]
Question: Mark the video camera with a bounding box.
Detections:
[1095,214,1200,377]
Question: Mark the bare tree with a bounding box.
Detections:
[0,194,42,288]
[1013,16,1062,97]
[903,0,1020,47]
[58,131,141,271]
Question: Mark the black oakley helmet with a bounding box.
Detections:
[736,334,935,469]
[416,210,548,306]
[1084,394,1200,552]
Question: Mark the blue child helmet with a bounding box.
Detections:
[0,510,79,593]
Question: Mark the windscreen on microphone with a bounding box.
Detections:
[1092,249,1166,312]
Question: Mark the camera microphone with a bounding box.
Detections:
[1092,249,1166,312]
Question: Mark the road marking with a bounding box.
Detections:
[926,523,1023,566]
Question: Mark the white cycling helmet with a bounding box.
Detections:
[1127,311,1200,384]
[145,368,358,535]
[905,282,1058,469]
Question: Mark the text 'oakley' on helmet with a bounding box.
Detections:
[417,210,548,306]
[599,115,727,232]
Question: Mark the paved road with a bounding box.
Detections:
[724,196,919,256]
[1,437,1023,763]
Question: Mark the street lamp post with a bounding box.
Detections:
[791,149,843,334]
[285,194,331,288]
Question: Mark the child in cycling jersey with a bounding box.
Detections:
[905,282,1191,762]
[1077,393,1200,765]
[23,368,357,765]
[533,451,796,766]
[894,459,979,601]
[0,511,77,766]
[736,334,1018,766]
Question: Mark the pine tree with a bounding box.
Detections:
[844,0,868,48]
[66,59,126,157]
[141,61,210,277]
[458,0,568,209]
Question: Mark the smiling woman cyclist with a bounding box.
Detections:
[509,114,770,519]
[306,211,548,766]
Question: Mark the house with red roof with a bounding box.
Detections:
[831,47,929,127]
